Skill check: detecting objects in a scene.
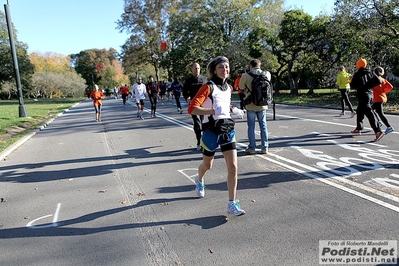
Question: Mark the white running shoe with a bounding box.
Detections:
[195,175,205,198]
[385,127,394,134]
[227,201,245,216]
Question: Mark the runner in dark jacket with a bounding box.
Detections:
[147,76,159,118]
[350,59,384,142]
[183,63,208,151]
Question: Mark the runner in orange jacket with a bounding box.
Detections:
[372,67,394,134]
[89,84,105,121]
[120,84,130,106]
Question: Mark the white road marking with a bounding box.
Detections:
[133,106,399,213]
[178,168,198,183]
[27,203,61,229]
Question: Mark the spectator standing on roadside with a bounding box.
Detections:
[120,84,130,107]
[188,56,245,216]
[239,59,270,155]
[147,76,159,118]
[184,62,208,151]
[350,59,385,142]
[372,66,394,134]
[336,66,356,117]
[133,77,147,120]
[171,77,184,113]
[89,84,105,122]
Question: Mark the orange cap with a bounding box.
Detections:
[356,59,367,69]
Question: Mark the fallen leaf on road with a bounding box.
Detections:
[120,200,127,204]
[208,248,214,253]
[137,192,145,196]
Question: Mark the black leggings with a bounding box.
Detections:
[339,89,354,112]
[356,94,380,133]
[372,102,391,128]
[122,94,128,105]
[192,114,203,145]
[94,105,101,114]
[239,92,246,110]
[174,94,182,109]
[149,95,158,113]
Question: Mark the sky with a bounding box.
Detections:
[6,0,334,57]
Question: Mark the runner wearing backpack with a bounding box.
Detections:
[239,59,271,155]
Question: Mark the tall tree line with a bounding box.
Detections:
[118,0,399,94]
[2,1,398,98]
[0,12,33,99]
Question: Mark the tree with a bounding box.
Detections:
[300,15,342,92]
[334,0,399,75]
[250,10,346,94]
[118,0,172,81]
[99,59,129,89]
[272,10,314,94]
[71,48,119,86]
[118,0,285,80]
[30,52,86,98]
[166,0,285,78]
[247,27,283,92]
[0,11,34,99]
[30,52,72,73]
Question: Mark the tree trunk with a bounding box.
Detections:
[287,61,298,95]
[154,65,160,82]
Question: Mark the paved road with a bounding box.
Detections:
[0,97,398,266]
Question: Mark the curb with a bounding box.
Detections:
[0,102,81,162]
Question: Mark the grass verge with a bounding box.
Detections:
[0,98,85,152]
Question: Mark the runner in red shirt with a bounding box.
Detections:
[120,84,130,106]
[89,84,105,122]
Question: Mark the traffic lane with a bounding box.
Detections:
[111,113,398,265]
[101,102,398,265]
[250,104,399,211]
[77,101,398,265]
[0,99,159,266]
[139,100,398,212]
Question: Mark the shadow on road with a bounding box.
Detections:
[0,196,228,239]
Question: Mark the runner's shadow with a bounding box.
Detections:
[0,197,228,239]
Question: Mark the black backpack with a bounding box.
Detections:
[244,71,273,106]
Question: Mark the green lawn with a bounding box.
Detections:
[0,98,84,152]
